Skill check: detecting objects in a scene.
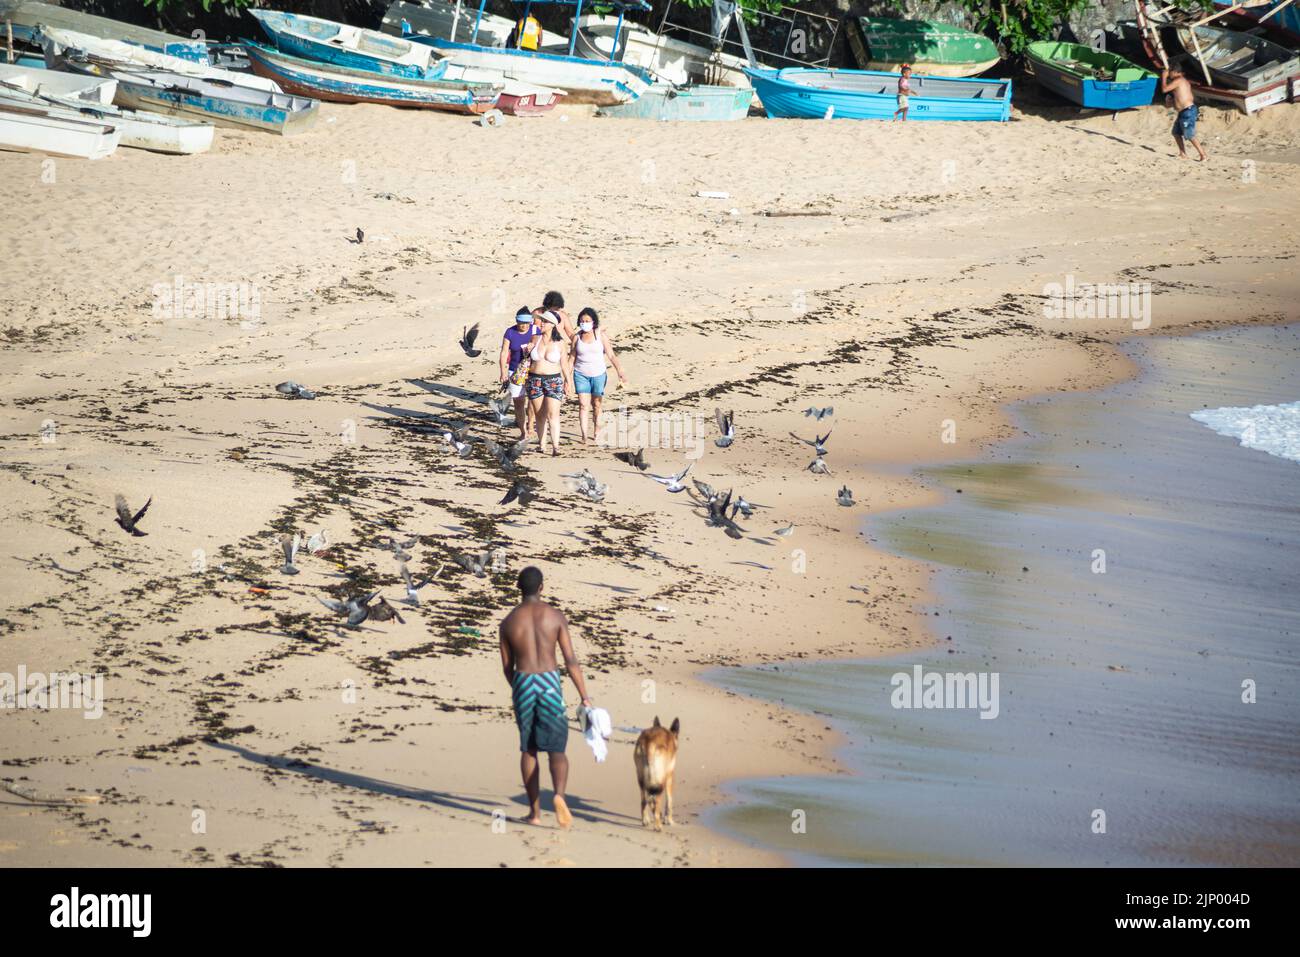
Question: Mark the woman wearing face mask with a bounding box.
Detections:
[569,307,628,444]
[525,310,571,455]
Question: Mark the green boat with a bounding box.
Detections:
[848,17,1000,78]
[1025,42,1157,110]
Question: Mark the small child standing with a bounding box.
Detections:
[894,64,912,121]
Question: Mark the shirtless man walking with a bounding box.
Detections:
[499,566,593,828]
[1161,66,1207,162]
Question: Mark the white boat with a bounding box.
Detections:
[381,1,520,50]
[40,26,286,94]
[0,98,119,158]
[0,0,209,62]
[248,9,444,80]
[0,85,213,154]
[573,14,754,88]
[0,61,117,104]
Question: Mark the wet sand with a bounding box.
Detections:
[707,323,1300,866]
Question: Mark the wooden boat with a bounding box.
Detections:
[848,18,1000,78]
[1214,0,1300,48]
[408,0,655,105]
[243,41,498,114]
[0,0,208,62]
[0,85,214,153]
[248,9,444,81]
[0,61,116,104]
[744,66,1010,121]
[573,14,755,89]
[596,83,752,120]
[1176,22,1299,90]
[381,0,515,49]
[60,59,318,136]
[1025,41,1157,109]
[41,26,286,94]
[0,97,119,157]
[1134,1,1298,112]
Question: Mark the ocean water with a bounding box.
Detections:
[706,324,1300,866]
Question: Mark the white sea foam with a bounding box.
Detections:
[1189,400,1300,464]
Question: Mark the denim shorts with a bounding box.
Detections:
[573,370,608,396]
[1173,105,1198,140]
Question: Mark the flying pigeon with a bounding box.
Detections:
[460,323,482,358]
[485,436,528,470]
[731,494,765,519]
[400,562,436,606]
[773,524,795,538]
[808,457,831,475]
[367,596,405,624]
[381,536,419,563]
[500,480,535,507]
[564,469,607,502]
[114,494,151,537]
[837,486,855,507]
[280,533,301,575]
[487,394,512,426]
[306,529,328,555]
[803,406,834,420]
[707,490,746,539]
[715,408,735,448]
[791,430,831,455]
[692,478,717,503]
[454,551,494,577]
[443,428,473,457]
[317,591,379,629]
[275,381,316,400]
[649,462,693,493]
[614,448,649,471]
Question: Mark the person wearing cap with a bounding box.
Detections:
[499,306,540,440]
[525,310,571,455]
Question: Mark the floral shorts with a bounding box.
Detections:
[527,373,564,401]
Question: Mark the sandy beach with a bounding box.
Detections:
[2,97,1299,867]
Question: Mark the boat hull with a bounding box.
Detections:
[1025,42,1157,109]
[249,9,442,81]
[597,84,752,120]
[0,100,119,158]
[848,17,1000,78]
[745,67,1011,121]
[1177,23,1300,92]
[574,14,754,89]
[0,86,213,153]
[243,42,495,113]
[0,0,208,62]
[0,62,117,104]
[416,37,651,105]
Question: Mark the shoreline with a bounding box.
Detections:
[2,102,1299,866]
[702,320,1300,865]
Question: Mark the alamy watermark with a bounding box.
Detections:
[151,274,261,329]
[1,666,104,719]
[597,405,708,459]
[1043,275,1151,330]
[890,665,999,719]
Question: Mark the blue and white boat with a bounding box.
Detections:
[597,83,752,120]
[744,66,1011,121]
[409,0,655,105]
[248,9,446,81]
[0,0,209,62]
[243,41,500,115]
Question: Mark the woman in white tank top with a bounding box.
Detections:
[568,307,629,444]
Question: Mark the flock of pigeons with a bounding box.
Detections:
[107,370,856,630]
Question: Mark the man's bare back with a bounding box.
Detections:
[499,601,566,675]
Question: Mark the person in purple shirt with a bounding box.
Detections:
[499,306,540,439]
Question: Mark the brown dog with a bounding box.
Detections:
[633,716,680,830]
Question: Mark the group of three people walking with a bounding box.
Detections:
[497,291,629,454]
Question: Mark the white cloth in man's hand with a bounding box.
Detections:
[579,706,612,762]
